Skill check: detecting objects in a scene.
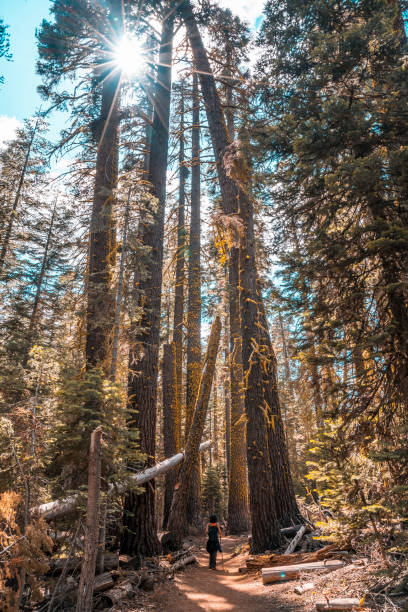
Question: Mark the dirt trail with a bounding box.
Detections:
[149,535,308,612]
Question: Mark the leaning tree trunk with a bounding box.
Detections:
[166,316,222,549]
[121,14,174,559]
[162,342,180,529]
[32,441,212,521]
[178,0,298,549]
[185,72,202,528]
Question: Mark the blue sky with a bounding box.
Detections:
[0,0,265,145]
[0,0,70,143]
[1,1,50,117]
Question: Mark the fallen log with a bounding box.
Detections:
[44,572,115,609]
[295,582,315,595]
[48,553,119,574]
[92,572,115,593]
[315,599,363,611]
[246,544,345,571]
[262,560,345,584]
[303,544,349,562]
[94,580,133,609]
[169,547,194,563]
[31,440,212,521]
[285,525,307,554]
[247,553,304,571]
[171,555,196,573]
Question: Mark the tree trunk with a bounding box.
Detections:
[223,79,250,533]
[20,198,58,368]
[223,313,231,479]
[85,63,120,374]
[227,245,250,534]
[110,187,131,382]
[162,342,180,529]
[277,309,299,475]
[76,427,102,612]
[97,188,131,572]
[255,285,302,528]
[166,316,222,549]
[388,0,407,43]
[173,83,187,447]
[213,371,219,463]
[290,221,323,426]
[178,0,297,549]
[121,14,174,559]
[28,200,57,335]
[368,195,408,404]
[185,71,202,528]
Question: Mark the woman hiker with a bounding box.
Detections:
[206,514,222,570]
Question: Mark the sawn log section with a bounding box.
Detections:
[31,441,212,521]
[262,559,345,584]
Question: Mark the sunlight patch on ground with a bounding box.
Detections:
[180,587,235,611]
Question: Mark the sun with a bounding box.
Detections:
[114,35,146,77]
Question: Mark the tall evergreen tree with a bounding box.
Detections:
[37,0,128,482]
[178,0,300,550]
[257,0,408,427]
[121,11,174,558]
[185,71,203,528]
[0,116,49,277]
[173,82,187,448]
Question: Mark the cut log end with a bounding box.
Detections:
[294,582,315,595]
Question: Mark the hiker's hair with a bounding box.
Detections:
[210,514,217,523]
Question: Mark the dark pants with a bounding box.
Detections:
[209,549,217,569]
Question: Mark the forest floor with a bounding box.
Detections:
[127,535,309,611]
[115,535,406,612]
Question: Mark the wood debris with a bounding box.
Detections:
[295,581,315,594]
[285,525,307,554]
